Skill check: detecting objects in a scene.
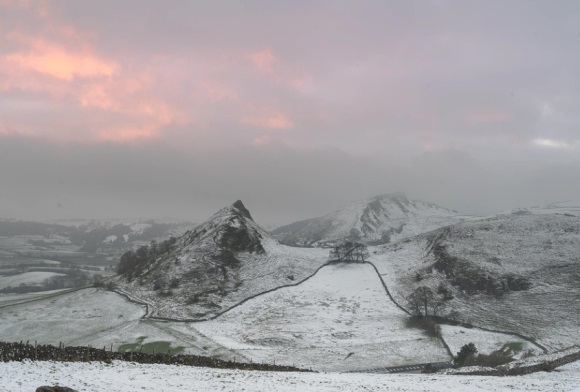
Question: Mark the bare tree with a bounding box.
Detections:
[407,286,446,317]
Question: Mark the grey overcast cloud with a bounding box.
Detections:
[1,0,579,225]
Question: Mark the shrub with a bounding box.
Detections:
[93,280,105,288]
[405,316,442,338]
[454,343,478,367]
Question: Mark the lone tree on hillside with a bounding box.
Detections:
[453,343,478,367]
[407,286,446,317]
[329,242,369,263]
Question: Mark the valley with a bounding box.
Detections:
[0,197,579,374]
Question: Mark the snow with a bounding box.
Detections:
[192,263,449,372]
[440,324,542,358]
[115,204,329,320]
[511,200,580,217]
[272,194,478,246]
[129,223,152,235]
[0,271,66,289]
[0,289,71,308]
[0,288,145,348]
[1,359,579,392]
[0,288,243,360]
[370,213,580,352]
[103,235,117,243]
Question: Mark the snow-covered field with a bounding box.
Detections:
[0,266,539,372]
[0,289,69,305]
[0,271,66,289]
[440,324,543,358]
[0,288,243,360]
[0,289,145,347]
[1,359,579,392]
[192,263,449,372]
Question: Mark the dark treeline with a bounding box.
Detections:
[117,237,177,281]
[0,341,311,373]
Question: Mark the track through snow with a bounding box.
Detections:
[191,262,450,372]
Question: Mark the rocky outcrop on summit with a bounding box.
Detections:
[185,200,265,254]
[114,201,327,320]
[272,193,468,246]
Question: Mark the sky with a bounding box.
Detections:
[1,0,580,225]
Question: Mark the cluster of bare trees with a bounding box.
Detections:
[328,242,370,263]
[406,286,446,317]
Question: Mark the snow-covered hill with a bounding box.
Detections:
[370,212,580,351]
[115,201,328,320]
[272,193,471,246]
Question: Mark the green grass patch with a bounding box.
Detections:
[117,336,185,355]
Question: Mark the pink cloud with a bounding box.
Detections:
[248,50,278,76]
[1,5,318,147]
[0,24,186,143]
[3,33,117,81]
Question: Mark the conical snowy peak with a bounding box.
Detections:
[186,200,268,254]
[114,200,327,320]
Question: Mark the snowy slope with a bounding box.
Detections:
[272,193,472,246]
[1,359,580,392]
[191,263,449,372]
[0,288,144,347]
[0,271,66,289]
[370,213,580,351]
[115,201,328,320]
[0,288,241,360]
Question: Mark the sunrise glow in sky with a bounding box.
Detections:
[1,0,580,223]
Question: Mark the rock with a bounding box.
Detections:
[36,386,78,392]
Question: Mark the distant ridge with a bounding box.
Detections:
[272,193,468,246]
